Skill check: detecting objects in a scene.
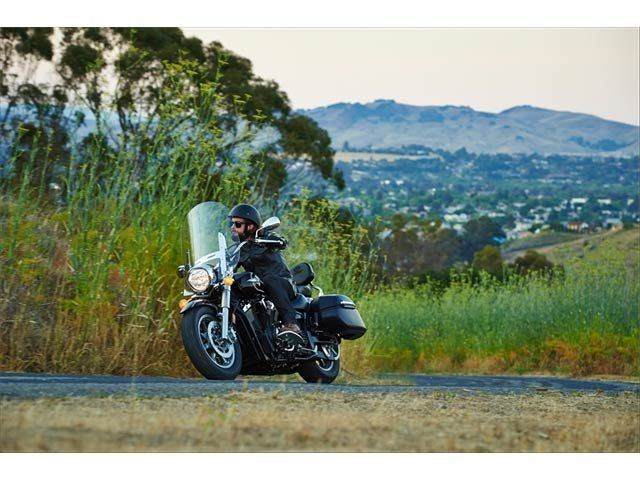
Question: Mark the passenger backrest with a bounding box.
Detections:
[291,262,315,286]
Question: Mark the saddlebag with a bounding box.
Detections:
[310,295,366,340]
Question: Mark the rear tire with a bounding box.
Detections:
[298,342,340,384]
[181,305,242,380]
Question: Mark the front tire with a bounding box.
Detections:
[298,342,341,384]
[181,305,242,380]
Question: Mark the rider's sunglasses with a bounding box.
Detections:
[229,220,247,228]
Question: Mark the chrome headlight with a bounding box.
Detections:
[187,265,213,293]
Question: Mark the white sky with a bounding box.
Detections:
[4,1,639,125]
[183,28,640,125]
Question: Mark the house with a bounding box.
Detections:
[444,205,465,214]
[444,213,469,223]
[603,218,623,229]
[567,221,589,232]
[452,224,466,234]
[515,221,533,232]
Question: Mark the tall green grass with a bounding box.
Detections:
[0,65,377,377]
[355,244,639,375]
[279,195,378,299]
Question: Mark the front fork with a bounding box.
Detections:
[221,284,231,341]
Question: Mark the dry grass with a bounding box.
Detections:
[334,151,429,163]
[503,227,640,264]
[1,391,638,452]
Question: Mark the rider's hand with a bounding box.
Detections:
[264,231,288,250]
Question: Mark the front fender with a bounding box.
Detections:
[180,298,218,315]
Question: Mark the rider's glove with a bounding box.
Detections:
[264,231,288,250]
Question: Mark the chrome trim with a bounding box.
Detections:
[310,282,324,297]
[221,284,231,340]
[186,264,214,292]
[340,301,356,309]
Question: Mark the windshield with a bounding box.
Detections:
[187,201,234,266]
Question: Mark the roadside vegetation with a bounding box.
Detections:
[1,28,638,380]
[355,236,639,376]
[0,104,373,377]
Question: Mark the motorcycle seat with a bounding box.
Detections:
[291,293,311,311]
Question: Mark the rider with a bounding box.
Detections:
[228,204,304,344]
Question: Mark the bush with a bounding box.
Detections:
[510,249,555,276]
[472,245,504,279]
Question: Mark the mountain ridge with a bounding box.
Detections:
[298,100,639,156]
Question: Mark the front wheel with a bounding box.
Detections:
[298,342,341,384]
[181,305,242,380]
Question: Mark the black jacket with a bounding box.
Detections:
[237,231,292,280]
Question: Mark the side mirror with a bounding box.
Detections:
[257,216,280,236]
[177,265,188,278]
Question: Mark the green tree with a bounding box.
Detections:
[472,245,504,278]
[461,216,506,262]
[0,28,55,137]
[1,27,344,198]
[278,114,336,182]
[510,250,555,276]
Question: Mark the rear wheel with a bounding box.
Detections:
[298,341,340,384]
[181,305,242,380]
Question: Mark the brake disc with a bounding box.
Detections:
[207,321,234,359]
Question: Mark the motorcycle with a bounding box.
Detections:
[176,201,367,384]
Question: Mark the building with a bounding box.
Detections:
[567,221,589,232]
[603,218,623,229]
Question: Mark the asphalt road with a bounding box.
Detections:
[0,372,637,398]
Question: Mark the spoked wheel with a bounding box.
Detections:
[181,306,242,380]
[298,340,341,384]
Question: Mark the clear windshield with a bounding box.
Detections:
[187,201,234,266]
[226,239,244,271]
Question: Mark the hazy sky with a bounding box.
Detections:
[183,28,639,125]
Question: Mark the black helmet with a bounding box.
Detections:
[228,204,261,227]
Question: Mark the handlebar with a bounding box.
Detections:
[253,239,283,245]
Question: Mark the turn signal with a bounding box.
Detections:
[223,276,234,286]
[178,299,188,310]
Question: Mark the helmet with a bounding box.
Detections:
[228,204,262,227]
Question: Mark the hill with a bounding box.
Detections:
[299,100,639,156]
[502,227,640,265]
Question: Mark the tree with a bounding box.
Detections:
[0,28,55,135]
[460,216,506,262]
[379,225,462,278]
[510,250,555,276]
[472,245,504,279]
[278,114,335,182]
[1,27,344,198]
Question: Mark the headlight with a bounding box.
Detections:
[187,265,213,293]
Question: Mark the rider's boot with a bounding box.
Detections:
[277,322,304,345]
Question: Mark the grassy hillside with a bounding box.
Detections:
[334,151,428,163]
[502,227,639,264]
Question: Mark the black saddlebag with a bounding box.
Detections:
[310,295,366,340]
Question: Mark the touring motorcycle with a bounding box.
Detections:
[176,201,367,384]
